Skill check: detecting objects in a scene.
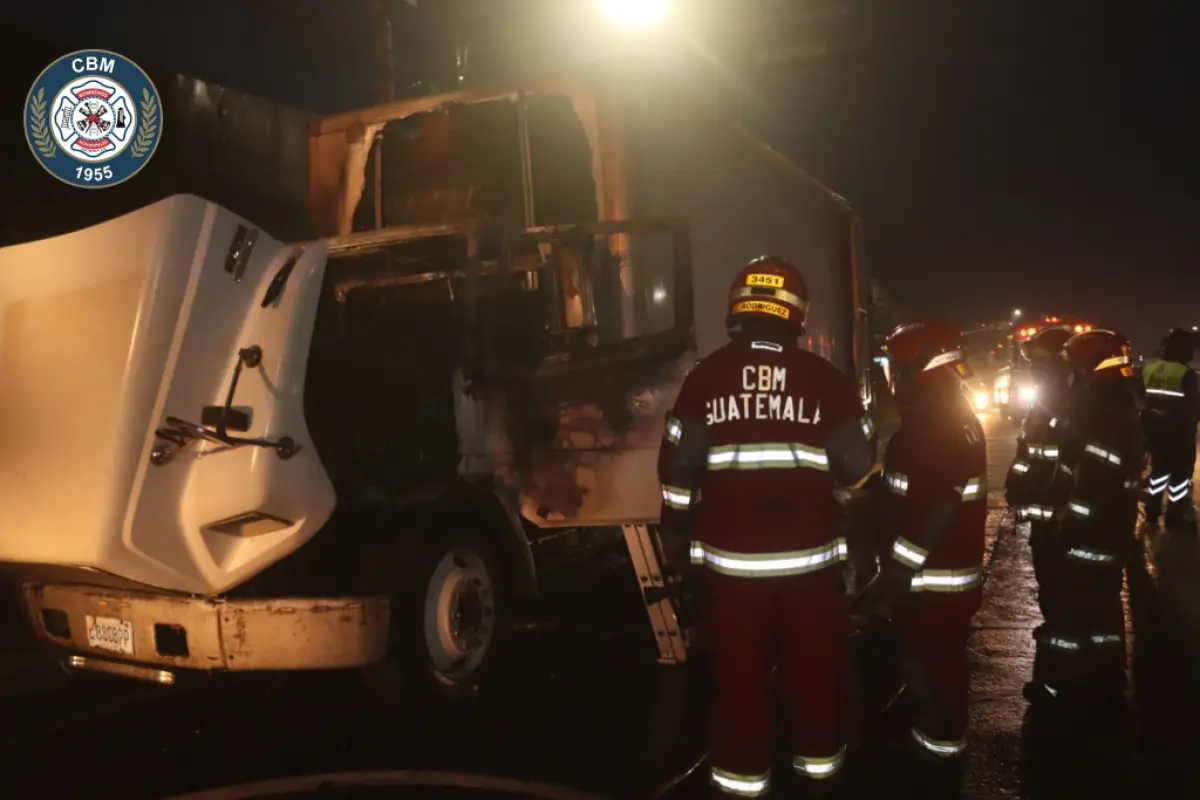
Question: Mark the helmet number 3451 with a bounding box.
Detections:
[24,50,163,189]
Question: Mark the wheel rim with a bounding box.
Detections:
[423,546,496,683]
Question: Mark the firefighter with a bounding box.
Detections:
[1004,326,1073,609]
[1025,330,1142,705]
[657,255,875,798]
[856,320,987,765]
[1142,328,1198,526]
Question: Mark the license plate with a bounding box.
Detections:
[85,615,134,656]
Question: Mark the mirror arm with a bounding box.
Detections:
[217,346,262,438]
[150,345,300,466]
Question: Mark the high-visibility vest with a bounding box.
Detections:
[1143,360,1189,403]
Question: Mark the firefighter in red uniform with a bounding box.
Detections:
[657,256,875,797]
[857,320,987,765]
[1005,326,1074,617]
[1025,330,1143,705]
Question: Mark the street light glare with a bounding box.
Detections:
[599,0,670,27]
[1013,308,1022,318]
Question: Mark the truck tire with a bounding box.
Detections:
[365,526,513,707]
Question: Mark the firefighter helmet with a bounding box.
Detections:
[1021,326,1072,362]
[726,256,809,333]
[1062,330,1134,382]
[884,320,971,400]
[1159,328,1195,364]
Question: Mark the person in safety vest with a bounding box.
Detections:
[1142,328,1198,526]
[1025,330,1143,705]
[657,255,875,798]
[1005,326,1074,611]
[855,320,987,766]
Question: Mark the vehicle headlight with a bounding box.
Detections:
[973,390,989,410]
[1019,385,1038,403]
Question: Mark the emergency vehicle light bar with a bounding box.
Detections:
[1014,320,1094,341]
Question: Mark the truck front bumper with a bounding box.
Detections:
[22,583,390,679]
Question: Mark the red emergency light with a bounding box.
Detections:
[1013,318,1093,342]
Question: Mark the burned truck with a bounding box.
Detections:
[0,60,871,699]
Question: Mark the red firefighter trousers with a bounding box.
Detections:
[898,588,982,753]
[700,568,850,789]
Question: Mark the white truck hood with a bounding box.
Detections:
[0,195,334,595]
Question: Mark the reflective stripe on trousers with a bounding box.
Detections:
[1168,478,1194,505]
[1028,444,1059,460]
[710,767,770,797]
[707,442,829,471]
[1036,629,1125,652]
[1067,500,1093,520]
[910,567,984,593]
[1148,475,1193,504]
[794,745,846,779]
[1065,546,1117,565]
[1017,504,1055,521]
[690,539,848,578]
[912,728,967,758]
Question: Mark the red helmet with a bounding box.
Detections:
[726,256,809,333]
[884,320,972,397]
[1021,325,1072,362]
[1062,330,1134,382]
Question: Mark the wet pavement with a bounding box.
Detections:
[0,413,1198,798]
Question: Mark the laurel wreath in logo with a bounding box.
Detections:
[130,88,158,159]
[28,87,56,158]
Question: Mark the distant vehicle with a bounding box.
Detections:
[993,316,1094,423]
[963,378,992,413]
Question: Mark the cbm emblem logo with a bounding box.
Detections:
[24,50,163,189]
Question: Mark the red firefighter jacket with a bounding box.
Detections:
[657,332,871,579]
[1054,386,1144,565]
[880,390,988,593]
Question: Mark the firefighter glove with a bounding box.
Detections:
[658,524,693,577]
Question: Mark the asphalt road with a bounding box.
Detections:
[0,413,1196,799]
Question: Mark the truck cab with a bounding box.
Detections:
[0,60,869,699]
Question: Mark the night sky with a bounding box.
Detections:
[3,0,1195,351]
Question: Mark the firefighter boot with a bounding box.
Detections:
[1025,625,1066,706]
[1165,500,1196,529]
